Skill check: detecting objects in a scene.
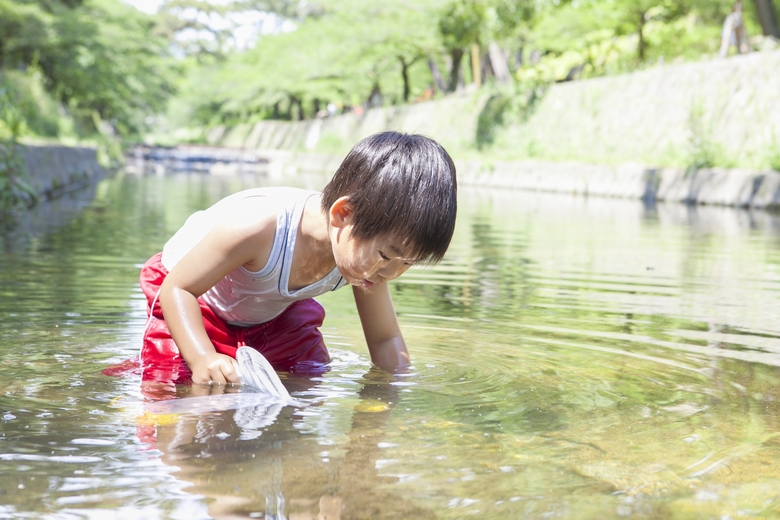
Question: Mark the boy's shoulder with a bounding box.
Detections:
[220,186,318,203]
[206,186,318,225]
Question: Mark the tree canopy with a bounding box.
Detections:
[168,0,776,130]
[1,0,778,140]
[0,0,176,139]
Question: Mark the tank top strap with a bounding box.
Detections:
[278,192,345,297]
[278,193,308,297]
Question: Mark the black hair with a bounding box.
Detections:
[321,131,457,264]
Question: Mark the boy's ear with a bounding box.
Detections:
[329,196,353,229]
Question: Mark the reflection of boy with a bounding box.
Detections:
[139,132,458,385]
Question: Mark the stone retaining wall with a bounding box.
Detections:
[197,51,780,208]
[456,159,780,209]
[267,150,780,209]
[498,50,780,170]
[21,144,105,200]
[206,93,487,155]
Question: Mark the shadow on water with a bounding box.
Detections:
[1,167,780,518]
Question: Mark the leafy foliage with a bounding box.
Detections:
[2,0,776,139]
[0,87,37,221]
[0,0,178,138]
[162,0,772,131]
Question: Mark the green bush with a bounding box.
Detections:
[0,87,38,221]
[476,80,549,149]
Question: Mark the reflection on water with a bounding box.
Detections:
[1,167,779,518]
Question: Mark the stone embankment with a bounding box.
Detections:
[207,150,780,209]
[455,160,780,209]
[21,144,105,201]
[500,49,780,170]
[195,50,780,208]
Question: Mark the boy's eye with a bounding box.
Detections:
[379,251,390,261]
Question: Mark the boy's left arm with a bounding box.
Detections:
[352,283,410,372]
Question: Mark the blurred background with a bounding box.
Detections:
[1,0,778,167]
[3,3,780,517]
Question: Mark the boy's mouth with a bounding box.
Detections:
[361,279,375,288]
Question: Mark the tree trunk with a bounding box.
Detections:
[753,0,780,37]
[470,44,481,86]
[488,42,511,83]
[637,11,646,62]
[428,58,448,93]
[448,48,464,93]
[289,96,302,120]
[399,57,411,102]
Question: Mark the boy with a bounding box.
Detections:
[139,131,457,385]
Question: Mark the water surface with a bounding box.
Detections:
[1,165,779,519]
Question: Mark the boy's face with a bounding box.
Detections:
[327,196,418,288]
[332,227,416,289]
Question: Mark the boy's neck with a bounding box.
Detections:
[299,194,334,261]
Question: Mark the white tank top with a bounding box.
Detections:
[161,187,347,326]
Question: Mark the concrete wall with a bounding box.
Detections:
[455,159,780,209]
[21,144,105,201]
[206,92,487,156]
[204,50,780,207]
[209,50,780,168]
[500,50,780,169]
[247,150,780,209]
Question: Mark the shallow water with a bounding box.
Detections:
[1,166,780,519]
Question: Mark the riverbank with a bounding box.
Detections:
[182,50,780,208]
[202,50,780,170]
[129,146,780,209]
[20,144,106,202]
[265,151,780,209]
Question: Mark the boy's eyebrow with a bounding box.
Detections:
[388,244,420,264]
[389,245,405,256]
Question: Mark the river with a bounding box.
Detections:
[1,160,779,518]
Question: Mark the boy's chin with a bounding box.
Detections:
[349,278,378,290]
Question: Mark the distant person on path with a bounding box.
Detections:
[719,1,750,57]
[137,132,457,386]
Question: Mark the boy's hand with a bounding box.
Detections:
[190,352,240,385]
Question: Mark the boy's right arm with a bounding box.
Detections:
[160,281,238,384]
[158,200,278,385]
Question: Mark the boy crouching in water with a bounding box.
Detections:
[139,132,457,385]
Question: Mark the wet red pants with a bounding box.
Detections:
[139,253,330,383]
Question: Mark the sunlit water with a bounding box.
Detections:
[1,163,780,519]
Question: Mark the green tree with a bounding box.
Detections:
[438,0,486,91]
[177,0,451,125]
[0,0,177,137]
[527,0,733,78]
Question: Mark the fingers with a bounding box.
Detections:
[220,359,241,385]
[230,358,241,384]
[191,354,241,386]
[210,370,229,385]
[189,382,226,397]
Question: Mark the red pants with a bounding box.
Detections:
[139,253,330,383]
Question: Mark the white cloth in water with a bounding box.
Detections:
[236,346,294,403]
[144,348,301,432]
